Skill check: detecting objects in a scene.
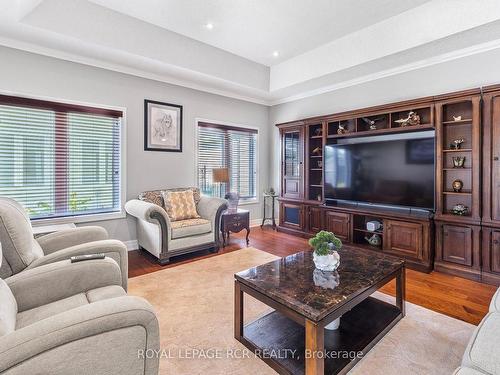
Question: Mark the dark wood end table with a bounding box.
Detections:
[234,246,406,375]
[221,208,250,247]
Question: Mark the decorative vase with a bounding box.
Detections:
[313,251,340,272]
[224,192,239,211]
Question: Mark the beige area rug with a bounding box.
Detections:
[128,248,475,375]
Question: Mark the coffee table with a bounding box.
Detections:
[234,246,405,375]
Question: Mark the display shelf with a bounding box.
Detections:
[442,148,472,153]
[442,119,472,125]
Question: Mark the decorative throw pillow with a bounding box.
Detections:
[138,190,164,207]
[161,190,200,221]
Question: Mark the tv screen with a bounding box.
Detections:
[324,132,435,210]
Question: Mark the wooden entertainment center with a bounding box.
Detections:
[277,85,500,285]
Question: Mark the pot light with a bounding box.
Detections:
[273,51,280,57]
[205,23,214,30]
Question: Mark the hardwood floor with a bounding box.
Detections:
[128,227,497,325]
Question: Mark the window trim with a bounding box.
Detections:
[0,90,127,225]
[194,118,259,205]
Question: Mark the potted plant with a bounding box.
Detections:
[309,231,342,271]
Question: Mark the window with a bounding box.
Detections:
[197,122,258,202]
[0,94,123,221]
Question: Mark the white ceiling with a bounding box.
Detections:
[1,0,500,105]
[88,0,432,66]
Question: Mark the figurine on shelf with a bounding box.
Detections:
[337,123,348,135]
[317,160,323,168]
[365,234,382,247]
[451,204,469,216]
[312,146,322,156]
[361,117,383,130]
[452,179,463,192]
[452,156,466,168]
[314,128,322,136]
[453,115,462,122]
[450,138,465,150]
[394,111,420,127]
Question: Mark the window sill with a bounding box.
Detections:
[31,211,126,226]
[238,199,259,206]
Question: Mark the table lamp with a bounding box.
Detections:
[212,167,229,198]
[212,167,239,210]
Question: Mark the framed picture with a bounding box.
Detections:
[144,99,183,152]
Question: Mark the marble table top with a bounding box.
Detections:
[235,246,404,322]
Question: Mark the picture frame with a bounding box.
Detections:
[144,99,183,152]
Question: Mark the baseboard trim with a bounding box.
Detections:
[123,219,263,251]
[250,218,263,227]
[123,240,139,251]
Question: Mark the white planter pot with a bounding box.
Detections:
[313,251,340,272]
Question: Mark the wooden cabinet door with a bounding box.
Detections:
[324,211,350,242]
[441,224,472,266]
[490,231,500,274]
[483,91,500,226]
[307,206,323,233]
[483,229,500,275]
[279,202,304,230]
[281,127,304,199]
[385,220,422,259]
[490,95,500,223]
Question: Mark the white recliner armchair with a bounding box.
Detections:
[0,241,160,374]
[0,197,128,289]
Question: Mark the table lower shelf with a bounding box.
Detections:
[241,296,402,375]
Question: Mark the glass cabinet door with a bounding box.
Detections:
[281,126,303,199]
[284,130,300,178]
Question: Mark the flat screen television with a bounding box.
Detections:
[324,131,435,210]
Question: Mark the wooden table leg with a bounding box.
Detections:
[396,265,406,317]
[234,280,244,340]
[246,227,250,245]
[305,319,324,375]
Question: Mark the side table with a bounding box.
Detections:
[221,209,250,247]
[261,194,277,230]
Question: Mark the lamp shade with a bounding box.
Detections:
[212,167,229,183]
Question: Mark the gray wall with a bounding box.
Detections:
[269,47,500,192]
[0,46,270,243]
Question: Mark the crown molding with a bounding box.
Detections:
[269,38,500,106]
[3,34,500,108]
[0,36,272,106]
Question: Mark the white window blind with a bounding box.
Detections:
[197,122,257,200]
[0,95,122,220]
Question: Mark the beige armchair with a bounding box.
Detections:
[0,242,160,375]
[125,188,227,264]
[0,197,128,289]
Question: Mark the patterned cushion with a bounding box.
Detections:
[161,190,200,221]
[138,187,201,207]
[170,218,210,229]
[170,218,211,239]
[138,191,164,207]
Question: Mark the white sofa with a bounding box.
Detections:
[454,288,500,374]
